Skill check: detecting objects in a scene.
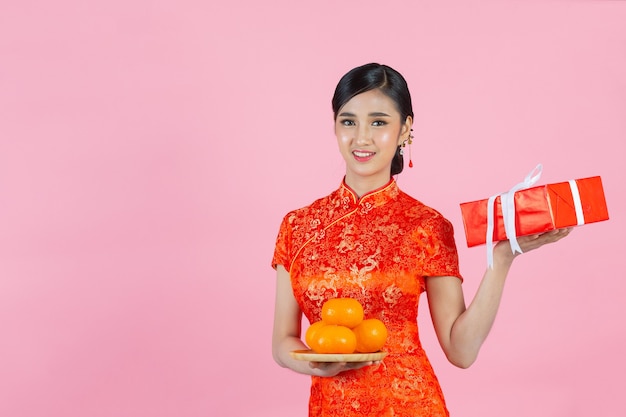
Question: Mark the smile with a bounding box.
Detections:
[352,150,376,162]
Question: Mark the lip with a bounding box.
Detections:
[352,150,376,162]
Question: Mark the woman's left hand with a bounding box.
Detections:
[494,227,573,263]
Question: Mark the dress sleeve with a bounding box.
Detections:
[271,214,292,271]
[419,216,463,281]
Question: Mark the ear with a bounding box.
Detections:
[397,116,414,146]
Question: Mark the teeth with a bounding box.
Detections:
[354,151,374,157]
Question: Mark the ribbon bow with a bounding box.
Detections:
[486,164,543,268]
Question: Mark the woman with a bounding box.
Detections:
[271,63,570,416]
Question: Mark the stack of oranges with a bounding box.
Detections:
[305,298,388,354]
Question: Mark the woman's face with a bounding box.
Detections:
[335,88,412,188]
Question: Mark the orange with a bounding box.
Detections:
[305,320,327,350]
[310,324,357,354]
[352,318,388,353]
[321,298,364,328]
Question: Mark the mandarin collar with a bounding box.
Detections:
[337,178,399,208]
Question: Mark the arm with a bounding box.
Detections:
[426,228,572,369]
[272,265,376,376]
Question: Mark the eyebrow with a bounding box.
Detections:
[338,112,392,117]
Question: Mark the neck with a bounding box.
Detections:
[344,173,392,198]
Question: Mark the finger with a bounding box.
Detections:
[345,361,371,370]
[526,228,572,248]
[309,361,332,370]
[310,361,346,373]
[347,360,381,371]
[543,228,572,241]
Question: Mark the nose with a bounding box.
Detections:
[355,124,371,145]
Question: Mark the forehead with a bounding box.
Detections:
[340,89,399,114]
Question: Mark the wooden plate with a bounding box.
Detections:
[290,350,388,362]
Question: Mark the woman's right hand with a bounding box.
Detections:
[309,360,380,377]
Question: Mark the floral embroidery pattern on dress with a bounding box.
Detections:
[272,179,463,417]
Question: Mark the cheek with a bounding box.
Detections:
[378,131,397,148]
[336,130,351,147]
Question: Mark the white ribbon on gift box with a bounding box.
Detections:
[485,165,586,267]
[486,164,543,268]
[568,179,585,226]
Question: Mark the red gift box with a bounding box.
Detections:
[460,175,609,248]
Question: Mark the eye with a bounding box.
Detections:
[372,120,387,127]
[339,119,355,126]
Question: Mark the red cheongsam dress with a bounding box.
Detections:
[272,178,463,417]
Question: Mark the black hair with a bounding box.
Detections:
[332,63,414,176]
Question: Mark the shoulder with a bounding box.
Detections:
[396,189,452,228]
[279,188,339,228]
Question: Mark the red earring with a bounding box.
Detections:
[407,130,414,168]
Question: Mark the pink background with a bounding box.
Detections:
[1,1,625,416]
